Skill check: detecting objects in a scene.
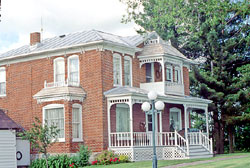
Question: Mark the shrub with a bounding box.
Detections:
[73,145,91,167]
[92,150,122,165]
[119,155,130,163]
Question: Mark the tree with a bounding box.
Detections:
[121,0,250,153]
[19,118,60,168]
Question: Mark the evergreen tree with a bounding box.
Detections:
[121,0,250,153]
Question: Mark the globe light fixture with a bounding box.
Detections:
[141,91,165,168]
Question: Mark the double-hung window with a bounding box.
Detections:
[116,104,130,132]
[166,65,172,82]
[68,55,79,85]
[113,54,122,86]
[72,104,82,141]
[0,67,6,96]
[145,63,154,83]
[174,67,181,83]
[54,58,65,83]
[124,56,132,86]
[43,104,65,141]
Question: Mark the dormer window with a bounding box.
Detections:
[113,54,122,86]
[68,55,79,84]
[0,67,6,96]
[124,56,132,86]
[145,63,154,83]
[54,58,65,83]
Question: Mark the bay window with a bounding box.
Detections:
[43,104,65,141]
[124,56,132,86]
[113,54,122,86]
[72,104,82,141]
[0,67,6,96]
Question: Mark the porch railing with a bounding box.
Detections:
[188,131,213,154]
[110,131,189,155]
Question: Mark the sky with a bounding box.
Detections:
[0,0,138,54]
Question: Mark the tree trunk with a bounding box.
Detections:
[228,125,235,153]
[219,122,225,154]
[213,111,225,154]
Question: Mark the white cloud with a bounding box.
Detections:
[0,0,137,53]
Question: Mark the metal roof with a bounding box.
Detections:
[0,110,23,130]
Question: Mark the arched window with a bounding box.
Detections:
[124,56,132,86]
[0,67,6,96]
[54,57,65,83]
[68,55,79,84]
[72,104,82,142]
[113,53,122,86]
[43,104,65,142]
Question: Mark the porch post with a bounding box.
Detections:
[205,106,209,136]
[129,99,134,147]
[107,101,111,148]
[184,104,188,138]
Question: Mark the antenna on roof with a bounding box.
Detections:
[41,16,43,42]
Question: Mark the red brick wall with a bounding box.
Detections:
[183,67,190,96]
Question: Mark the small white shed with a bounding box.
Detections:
[0,110,30,168]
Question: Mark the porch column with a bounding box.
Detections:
[205,106,209,136]
[129,100,134,147]
[107,101,111,147]
[184,104,188,138]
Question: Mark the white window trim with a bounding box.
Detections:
[169,107,182,131]
[113,53,122,86]
[166,64,173,82]
[67,55,80,85]
[0,67,6,97]
[174,66,181,84]
[53,57,65,83]
[72,103,83,142]
[42,104,65,142]
[124,56,133,87]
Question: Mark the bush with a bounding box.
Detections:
[73,145,91,167]
[30,155,75,168]
[119,155,129,163]
[92,150,121,165]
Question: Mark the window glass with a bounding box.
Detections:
[166,67,172,81]
[113,55,121,85]
[69,57,79,83]
[116,105,130,132]
[174,69,179,83]
[0,68,6,95]
[54,58,65,82]
[170,109,181,131]
[124,57,132,86]
[146,63,153,82]
[72,107,81,139]
[147,114,152,131]
[44,108,64,138]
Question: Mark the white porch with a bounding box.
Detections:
[104,86,213,161]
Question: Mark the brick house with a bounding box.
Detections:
[0,30,212,160]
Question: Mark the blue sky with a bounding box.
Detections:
[0,0,138,54]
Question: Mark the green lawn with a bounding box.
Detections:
[86,153,250,168]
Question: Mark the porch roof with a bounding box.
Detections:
[0,110,23,130]
[104,86,212,105]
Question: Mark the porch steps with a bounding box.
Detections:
[185,145,213,159]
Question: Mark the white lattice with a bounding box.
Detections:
[111,148,133,161]
[163,147,186,160]
[133,147,163,161]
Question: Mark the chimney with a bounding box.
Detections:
[30,32,41,46]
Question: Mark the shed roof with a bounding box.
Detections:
[0,110,23,130]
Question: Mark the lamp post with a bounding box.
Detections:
[142,91,165,168]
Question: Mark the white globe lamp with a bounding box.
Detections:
[155,101,165,111]
[148,91,157,100]
[141,102,151,112]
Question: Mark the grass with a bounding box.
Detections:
[86,153,250,168]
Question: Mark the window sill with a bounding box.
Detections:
[0,94,6,98]
[52,138,65,143]
[72,138,83,142]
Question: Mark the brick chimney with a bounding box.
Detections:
[30,32,41,46]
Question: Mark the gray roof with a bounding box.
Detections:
[33,86,86,98]
[104,86,148,96]
[138,42,187,60]
[0,110,23,130]
[0,30,142,59]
